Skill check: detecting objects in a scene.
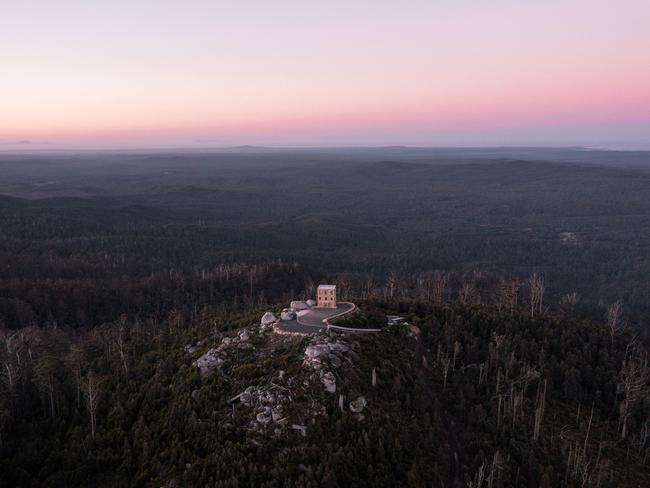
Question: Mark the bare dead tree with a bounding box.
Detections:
[116,315,129,377]
[607,301,625,345]
[529,273,545,318]
[467,460,487,488]
[248,267,255,302]
[304,278,315,301]
[33,354,59,421]
[363,273,375,299]
[452,341,461,370]
[533,379,547,441]
[0,331,21,388]
[560,292,578,315]
[478,362,487,386]
[432,271,449,306]
[337,273,353,301]
[386,271,399,300]
[487,451,503,488]
[496,279,521,315]
[419,272,434,302]
[167,308,184,334]
[582,403,594,463]
[560,419,607,488]
[459,280,479,307]
[65,343,85,410]
[489,333,507,370]
[618,348,649,440]
[83,372,103,440]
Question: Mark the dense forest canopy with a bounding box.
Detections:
[1,147,650,486]
[1,148,650,330]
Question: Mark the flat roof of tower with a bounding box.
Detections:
[317,284,336,290]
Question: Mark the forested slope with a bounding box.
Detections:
[1,297,648,487]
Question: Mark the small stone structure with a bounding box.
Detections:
[317,284,337,308]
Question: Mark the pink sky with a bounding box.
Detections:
[2,0,649,148]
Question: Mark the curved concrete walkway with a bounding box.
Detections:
[297,302,355,327]
[275,302,365,334]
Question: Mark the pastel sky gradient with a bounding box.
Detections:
[2,0,650,148]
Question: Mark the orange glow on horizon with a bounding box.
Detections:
[2,0,649,147]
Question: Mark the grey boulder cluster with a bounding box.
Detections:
[237,384,291,435]
[234,372,327,437]
[302,338,368,420]
[260,299,318,331]
[280,309,297,321]
[192,329,254,377]
[303,339,351,395]
[349,396,367,413]
[290,300,310,311]
[349,396,368,421]
[260,312,279,331]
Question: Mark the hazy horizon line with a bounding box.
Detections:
[2,144,650,155]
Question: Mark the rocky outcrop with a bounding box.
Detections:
[290,301,309,310]
[280,309,297,321]
[260,312,279,327]
[193,329,255,377]
[304,344,330,364]
[196,327,364,442]
[303,338,352,395]
[303,341,350,369]
[236,382,325,437]
[349,396,367,413]
[193,349,225,377]
[321,372,336,393]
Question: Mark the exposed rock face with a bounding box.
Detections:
[306,299,316,307]
[304,344,330,363]
[349,396,367,413]
[290,301,309,310]
[194,349,225,377]
[271,406,285,423]
[321,372,336,393]
[303,341,350,368]
[193,329,254,377]
[280,309,297,321]
[261,312,279,326]
[197,328,359,441]
[238,383,323,436]
[303,338,352,395]
[256,410,273,426]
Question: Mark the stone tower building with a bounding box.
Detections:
[317,284,337,308]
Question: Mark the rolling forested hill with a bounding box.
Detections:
[1,297,649,487]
